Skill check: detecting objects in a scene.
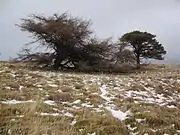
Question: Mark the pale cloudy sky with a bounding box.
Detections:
[0,0,180,63]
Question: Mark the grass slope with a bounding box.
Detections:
[0,62,180,135]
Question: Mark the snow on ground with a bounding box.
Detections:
[122,86,179,108]
[1,63,180,134]
[39,112,73,117]
[1,100,35,104]
[44,100,56,106]
[100,84,130,121]
[72,99,81,104]
[70,119,77,125]
[105,106,130,121]
[40,113,62,117]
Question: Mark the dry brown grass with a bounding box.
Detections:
[1,62,180,135]
[74,108,129,135]
[48,92,72,102]
[0,102,76,135]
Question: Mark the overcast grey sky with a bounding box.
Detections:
[0,0,180,63]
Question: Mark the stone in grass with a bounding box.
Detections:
[48,92,72,102]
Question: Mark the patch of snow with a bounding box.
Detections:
[82,103,94,108]
[17,115,24,118]
[100,85,111,101]
[134,101,139,104]
[19,86,23,90]
[0,70,4,73]
[52,108,59,111]
[72,100,81,104]
[79,129,84,132]
[36,84,42,88]
[38,88,43,91]
[136,119,145,123]
[167,105,177,108]
[106,107,129,121]
[5,86,11,90]
[99,84,130,121]
[64,112,74,117]
[177,79,180,83]
[97,82,101,85]
[57,89,62,93]
[76,93,84,96]
[62,102,71,105]
[127,124,137,131]
[98,104,104,108]
[8,129,11,134]
[113,87,120,90]
[1,100,34,104]
[134,96,144,100]
[72,106,81,109]
[11,119,15,121]
[40,113,62,116]
[91,92,99,95]
[70,119,77,125]
[44,100,56,106]
[125,90,148,97]
[127,82,131,87]
[65,107,75,111]
[48,84,58,87]
[144,98,156,104]
[159,81,168,86]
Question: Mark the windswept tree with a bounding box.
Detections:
[17,13,94,70]
[113,42,136,65]
[120,31,166,68]
[14,47,55,67]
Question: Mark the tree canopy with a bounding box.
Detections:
[17,13,114,71]
[120,31,166,68]
[17,13,167,72]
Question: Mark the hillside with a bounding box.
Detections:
[0,62,180,135]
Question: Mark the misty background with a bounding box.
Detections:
[0,0,180,63]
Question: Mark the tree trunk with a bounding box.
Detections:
[136,56,140,69]
[53,56,62,70]
[53,46,68,70]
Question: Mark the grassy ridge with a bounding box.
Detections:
[0,62,180,135]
